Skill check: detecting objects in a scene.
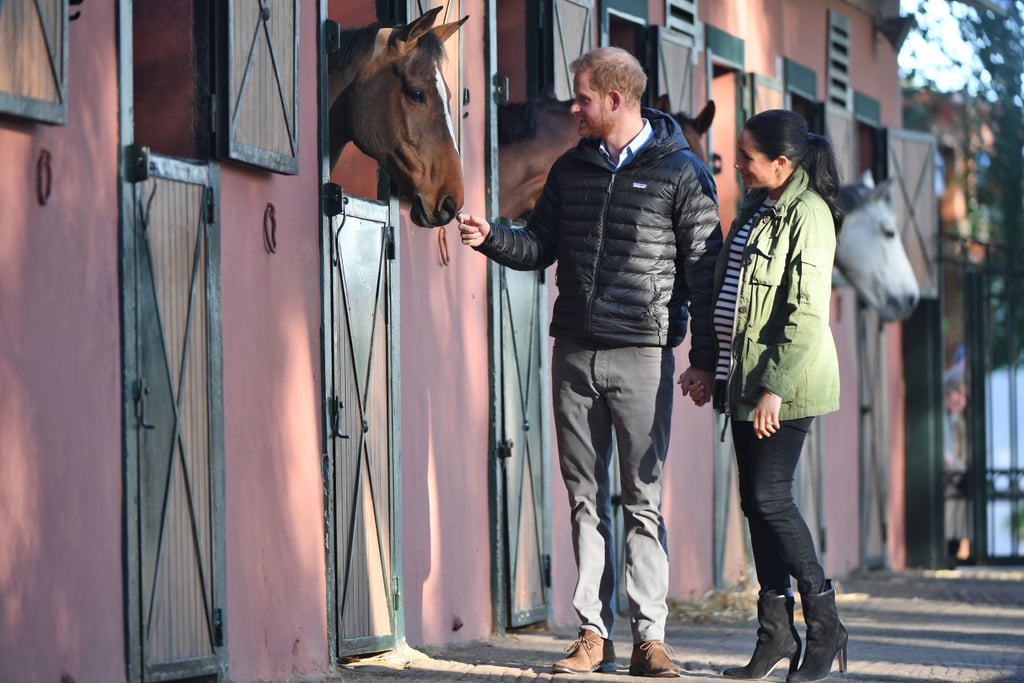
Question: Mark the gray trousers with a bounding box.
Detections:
[551,338,674,643]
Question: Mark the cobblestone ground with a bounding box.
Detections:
[306,568,1024,682]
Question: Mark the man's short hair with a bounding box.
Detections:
[570,47,647,107]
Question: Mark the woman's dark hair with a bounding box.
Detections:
[743,109,844,232]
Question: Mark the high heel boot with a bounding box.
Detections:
[723,590,801,679]
[788,580,848,682]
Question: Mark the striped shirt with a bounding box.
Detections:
[714,198,776,382]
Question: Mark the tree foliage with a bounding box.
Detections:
[905,0,1024,245]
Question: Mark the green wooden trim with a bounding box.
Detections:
[603,0,647,21]
[705,25,743,71]
[784,58,817,102]
[854,91,881,126]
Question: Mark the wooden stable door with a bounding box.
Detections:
[493,265,551,628]
[123,157,226,682]
[325,196,402,656]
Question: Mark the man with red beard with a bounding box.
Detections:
[458,47,721,677]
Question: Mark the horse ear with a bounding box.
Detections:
[653,94,672,113]
[398,5,445,44]
[861,175,894,205]
[693,100,715,134]
[431,14,469,44]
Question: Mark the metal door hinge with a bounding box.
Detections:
[385,225,395,261]
[325,20,341,54]
[124,144,150,183]
[497,439,514,460]
[543,554,551,588]
[323,182,346,218]
[213,608,224,647]
[205,190,216,224]
[492,74,509,105]
[392,576,401,611]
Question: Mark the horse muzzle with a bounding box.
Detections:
[410,193,460,228]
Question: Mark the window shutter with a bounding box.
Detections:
[552,0,593,100]
[220,0,299,174]
[826,10,851,110]
[654,27,697,114]
[0,0,68,124]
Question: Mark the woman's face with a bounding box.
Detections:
[735,128,785,193]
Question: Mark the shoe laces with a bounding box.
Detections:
[639,640,675,659]
[564,633,599,654]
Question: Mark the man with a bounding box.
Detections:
[458,47,721,677]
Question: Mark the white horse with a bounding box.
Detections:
[835,170,920,321]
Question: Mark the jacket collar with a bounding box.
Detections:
[576,107,688,168]
[738,165,811,222]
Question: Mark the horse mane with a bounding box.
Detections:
[329,24,380,72]
[497,100,539,144]
[329,22,447,73]
[498,94,574,145]
[836,184,863,213]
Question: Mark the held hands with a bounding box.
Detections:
[678,367,713,407]
[753,388,782,439]
[457,212,490,247]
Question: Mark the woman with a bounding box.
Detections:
[691,109,847,682]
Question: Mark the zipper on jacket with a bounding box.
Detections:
[584,174,617,335]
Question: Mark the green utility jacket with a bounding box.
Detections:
[713,166,840,421]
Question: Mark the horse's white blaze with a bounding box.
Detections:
[435,67,459,151]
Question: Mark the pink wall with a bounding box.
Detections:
[398,0,495,645]
[219,6,329,680]
[0,3,126,682]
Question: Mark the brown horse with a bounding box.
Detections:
[328,7,467,227]
[497,93,715,220]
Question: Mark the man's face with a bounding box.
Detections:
[570,71,614,139]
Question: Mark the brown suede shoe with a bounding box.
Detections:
[628,640,681,677]
[551,628,617,674]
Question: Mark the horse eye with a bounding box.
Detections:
[405,89,426,103]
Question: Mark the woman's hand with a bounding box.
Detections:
[753,388,782,439]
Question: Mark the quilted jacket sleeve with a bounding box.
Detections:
[674,155,723,371]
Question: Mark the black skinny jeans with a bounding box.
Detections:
[732,417,827,597]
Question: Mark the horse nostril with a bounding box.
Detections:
[441,195,457,220]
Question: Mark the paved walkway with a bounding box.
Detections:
[315,568,1024,682]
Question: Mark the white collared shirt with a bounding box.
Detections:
[599,119,653,171]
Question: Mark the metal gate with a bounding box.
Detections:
[122,156,226,683]
[323,194,403,656]
[490,265,552,628]
[945,238,1024,563]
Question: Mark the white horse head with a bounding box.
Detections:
[835,170,920,321]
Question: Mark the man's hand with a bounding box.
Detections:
[678,367,713,407]
[458,212,491,247]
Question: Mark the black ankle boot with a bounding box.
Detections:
[723,590,801,680]
[788,580,848,682]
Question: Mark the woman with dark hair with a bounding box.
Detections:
[684,109,846,682]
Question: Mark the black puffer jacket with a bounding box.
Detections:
[477,108,722,370]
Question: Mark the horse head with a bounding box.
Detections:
[653,95,714,166]
[328,7,468,227]
[496,93,578,220]
[835,170,920,321]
